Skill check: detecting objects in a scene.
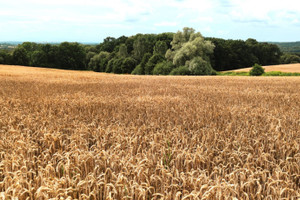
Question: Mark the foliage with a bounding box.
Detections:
[153,61,174,75]
[263,71,300,76]
[0,50,12,64]
[0,29,286,75]
[133,34,156,61]
[88,51,110,72]
[144,54,164,75]
[56,42,86,70]
[207,38,281,71]
[12,46,29,66]
[121,57,137,74]
[249,64,265,76]
[166,27,214,75]
[169,66,191,75]
[153,41,168,56]
[112,58,124,74]
[86,52,96,68]
[118,44,128,58]
[188,57,215,75]
[271,41,300,53]
[217,71,249,76]
[131,64,143,75]
[280,53,300,64]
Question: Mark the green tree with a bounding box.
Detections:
[153,41,168,56]
[86,52,97,67]
[105,59,114,73]
[31,50,47,67]
[12,46,29,66]
[145,54,164,75]
[57,42,86,70]
[166,27,215,75]
[249,64,265,76]
[280,54,300,64]
[133,34,155,61]
[0,50,12,64]
[132,53,152,75]
[169,66,191,75]
[118,44,128,58]
[112,58,125,74]
[88,51,110,72]
[153,61,174,75]
[131,65,143,75]
[121,57,137,74]
[188,57,215,75]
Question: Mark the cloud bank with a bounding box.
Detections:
[0,0,299,42]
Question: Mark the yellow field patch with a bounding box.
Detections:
[231,63,300,72]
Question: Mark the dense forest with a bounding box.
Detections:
[0,28,299,75]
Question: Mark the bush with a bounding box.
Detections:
[263,71,300,76]
[121,57,137,74]
[280,54,300,64]
[153,61,174,75]
[217,71,249,76]
[249,64,265,76]
[88,51,110,72]
[169,66,191,75]
[144,54,164,75]
[105,59,114,73]
[131,64,143,75]
[188,57,215,75]
[112,58,124,74]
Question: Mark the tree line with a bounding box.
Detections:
[0,27,298,75]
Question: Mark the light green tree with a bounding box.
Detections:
[166,27,215,75]
[153,41,168,56]
[118,44,128,58]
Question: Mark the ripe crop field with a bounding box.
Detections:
[231,63,300,73]
[0,65,299,199]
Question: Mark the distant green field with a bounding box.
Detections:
[270,41,300,53]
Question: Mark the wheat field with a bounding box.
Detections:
[0,65,299,199]
[231,63,300,73]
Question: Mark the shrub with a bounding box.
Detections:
[153,61,174,75]
[112,58,124,74]
[169,66,191,75]
[188,57,215,75]
[249,64,265,76]
[131,64,143,75]
[121,57,137,74]
[144,54,164,75]
[105,59,114,73]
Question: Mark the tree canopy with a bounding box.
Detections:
[0,27,286,75]
[166,27,215,75]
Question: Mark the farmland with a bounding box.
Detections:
[231,63,300,73]
[0,65,299,199]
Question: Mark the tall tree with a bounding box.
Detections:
[57,42,86,70]
[153,41,168,56]
[166,27,215,75]
[118,44,128,58]
[12,46,29,66]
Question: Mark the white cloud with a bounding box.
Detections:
[0,0,299,42]
[227,0,300,25]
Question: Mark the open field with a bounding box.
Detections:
[0,64,299,199]
[230,63,300,73]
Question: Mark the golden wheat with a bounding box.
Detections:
[0,65,299,199]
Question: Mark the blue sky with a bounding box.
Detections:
[0,0,299,43]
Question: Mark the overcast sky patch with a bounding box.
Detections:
[0,0,299,42]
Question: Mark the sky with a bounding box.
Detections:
[0,0,300,43]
